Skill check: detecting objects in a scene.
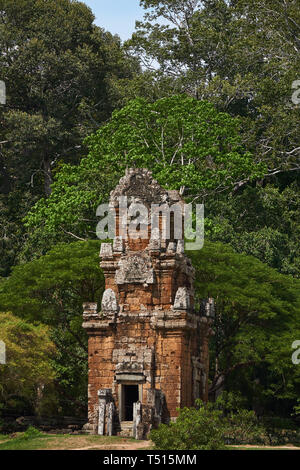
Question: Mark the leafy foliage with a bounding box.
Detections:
[150,401,226,450]
[24,95,266,247]
[0,312,56,413]
[190,241,300,413]
[0,0,137,276]
[0,240,104,415]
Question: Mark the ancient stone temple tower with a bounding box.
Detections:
[82,168,214,438]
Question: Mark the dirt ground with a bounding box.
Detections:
[1,433,299,450]
[0,433,153,451]
[72,440,153,451]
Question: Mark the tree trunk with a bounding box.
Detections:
[43,156,53,197]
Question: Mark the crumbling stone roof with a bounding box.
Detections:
[109,168,182,207]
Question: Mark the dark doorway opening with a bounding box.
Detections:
[123,385,139,421]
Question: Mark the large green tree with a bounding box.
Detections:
[125,0,300,277]
[0,312,56,414]
[0,0,135,196]
[191,241,300,415]
[0,240,104,414]
[23,94,266,252]
[127,0,300,178]
[0,0,137,276]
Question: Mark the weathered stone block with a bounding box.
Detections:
[173,287,190,310]
[101,288,119,313]
[100,243,113,258]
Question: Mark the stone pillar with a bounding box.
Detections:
[133,401,143,440]
[107,401,115,436]
[98,389,112,436]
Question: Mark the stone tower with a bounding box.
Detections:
[82,169,214,438]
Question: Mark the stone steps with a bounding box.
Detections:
[119,421,133,437]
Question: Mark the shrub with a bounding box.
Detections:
[150,401,226,450]
[214,392,267,445]
[222,409,267,445]
[21,426,43,440]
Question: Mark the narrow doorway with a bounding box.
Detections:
[123,385,139,421]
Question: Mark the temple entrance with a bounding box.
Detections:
[123,385,139,421]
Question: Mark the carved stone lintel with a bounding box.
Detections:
[115,255,154,285]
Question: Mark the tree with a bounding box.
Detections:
[190,241,300,414]
[124,0,300,282]
[205,181,300,277]
[0,0,138,276]
[24,94,266,250]
[0,312,56,413]
[127,0,300,182]
[0,0,136,196]
[0,240,104,414]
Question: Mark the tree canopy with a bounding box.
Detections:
[0,312,56,413]
[24,94,266,249]
[0,0,137,276]
[190,241,300,413]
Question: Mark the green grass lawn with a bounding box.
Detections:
[0,429,299,451]
[0,429,138,451]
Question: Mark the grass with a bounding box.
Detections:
[0,428,298,451]
[0,428,138,450]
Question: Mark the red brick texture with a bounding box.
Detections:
[82,169,212,434]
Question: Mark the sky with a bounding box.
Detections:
[83,0,145,41]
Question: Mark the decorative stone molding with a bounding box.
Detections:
[113,236,124,253]
[200,297,215,319]
[176,240,185,254]
[83,302,98,315]
[173,287,190,310]
[167,241,177,253]
[149,227,161,250]
[100,243,113,258]
[116,361,144,374]
[115,255,155,285]
[109,168,169,208]
[115,373,145,383]
[101,288,119,313]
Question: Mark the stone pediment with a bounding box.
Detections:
[115,254,155,285]
[110,168,170,208]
